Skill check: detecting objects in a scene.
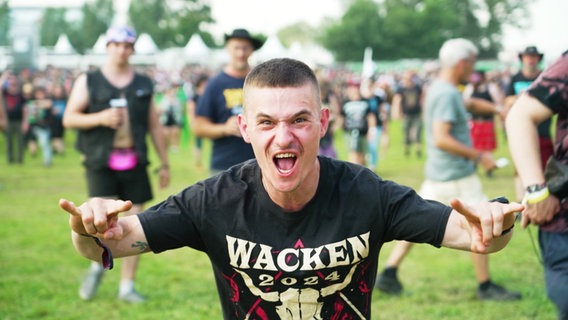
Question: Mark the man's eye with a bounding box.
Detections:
[260,120,273,125]
[294,118,306,124]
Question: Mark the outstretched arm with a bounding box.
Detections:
[506,93,560,227]
[442,198,523,253]
[59,198,151,263]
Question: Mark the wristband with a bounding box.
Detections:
[78,233,114,270]
[524,185,550,204]
[499,224,514,236]
[488,196,514,236]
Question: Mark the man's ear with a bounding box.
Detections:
[319,107,330,138]
[238,114,250,143]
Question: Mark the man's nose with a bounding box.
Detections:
[274,123,294,146]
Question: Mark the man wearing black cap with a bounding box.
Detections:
[504,46,552,202]
[194,28,263,175]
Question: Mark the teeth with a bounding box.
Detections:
[275,153,295,158]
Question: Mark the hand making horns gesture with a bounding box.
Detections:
[449,198,524,253]
[59,198,133,240]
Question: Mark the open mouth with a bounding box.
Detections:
[274,152,297,174]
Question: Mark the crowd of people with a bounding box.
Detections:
[1,23,566,319]
[0,43,544,179]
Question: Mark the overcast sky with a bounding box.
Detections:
[11,0,567,60]
[206,0,566,61]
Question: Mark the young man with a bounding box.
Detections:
[393,70,424,158]
[504,46,552,200]
[506,50,568,320]
[59,58,522,319]
[193,28,263,175]
[3,74,26,164]
[62,25,170,303]
[340,77,377,166]
[376,39,521,301]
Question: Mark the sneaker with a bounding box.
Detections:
[477,282,522,301]
[375,270,403,295]
[118,289,146,304]
[79,267,104,300]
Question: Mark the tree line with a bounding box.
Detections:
[0,0,533,62]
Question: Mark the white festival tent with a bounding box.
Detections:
[91,34,107,54]
[53,34,75,54]
[252,35,289,63]
[37,33,336,70]
[156,47,186,71]
[289,41,335,68]
[38,33,81,69]
[184,34,210,64]
[134,33,159,55]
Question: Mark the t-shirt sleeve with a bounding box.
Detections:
[138,187,206,253]
[431,90,460,124]
[527,52,568,114]
[380,180,452,248]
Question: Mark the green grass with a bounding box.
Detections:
[0,120,556,319]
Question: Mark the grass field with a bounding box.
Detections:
[0,119,557,319]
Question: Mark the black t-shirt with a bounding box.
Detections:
[139,157,451,319]
[341,99,372,134]
[397,84,422,115]
[470,87,494,121]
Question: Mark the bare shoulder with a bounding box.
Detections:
[67,73,91,110]
[72,73,88,90]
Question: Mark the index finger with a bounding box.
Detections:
[449,198,480,223]
[105,200,133,217]
[59,198,81,217]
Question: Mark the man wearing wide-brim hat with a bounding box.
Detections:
[504,45,552,202]
[518,45,544,61]
[224,28,264,51]
[193,28,264,175]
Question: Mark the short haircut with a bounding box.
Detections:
[438,38,478,68]
[243,58,321,109]
[244,58,318,90]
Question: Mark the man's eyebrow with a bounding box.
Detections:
[255,109,312,119]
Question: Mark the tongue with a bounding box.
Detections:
[276,157,295,171]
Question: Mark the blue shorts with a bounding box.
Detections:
[86,164,153,204]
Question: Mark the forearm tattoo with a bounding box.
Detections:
[131,241,149,252]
